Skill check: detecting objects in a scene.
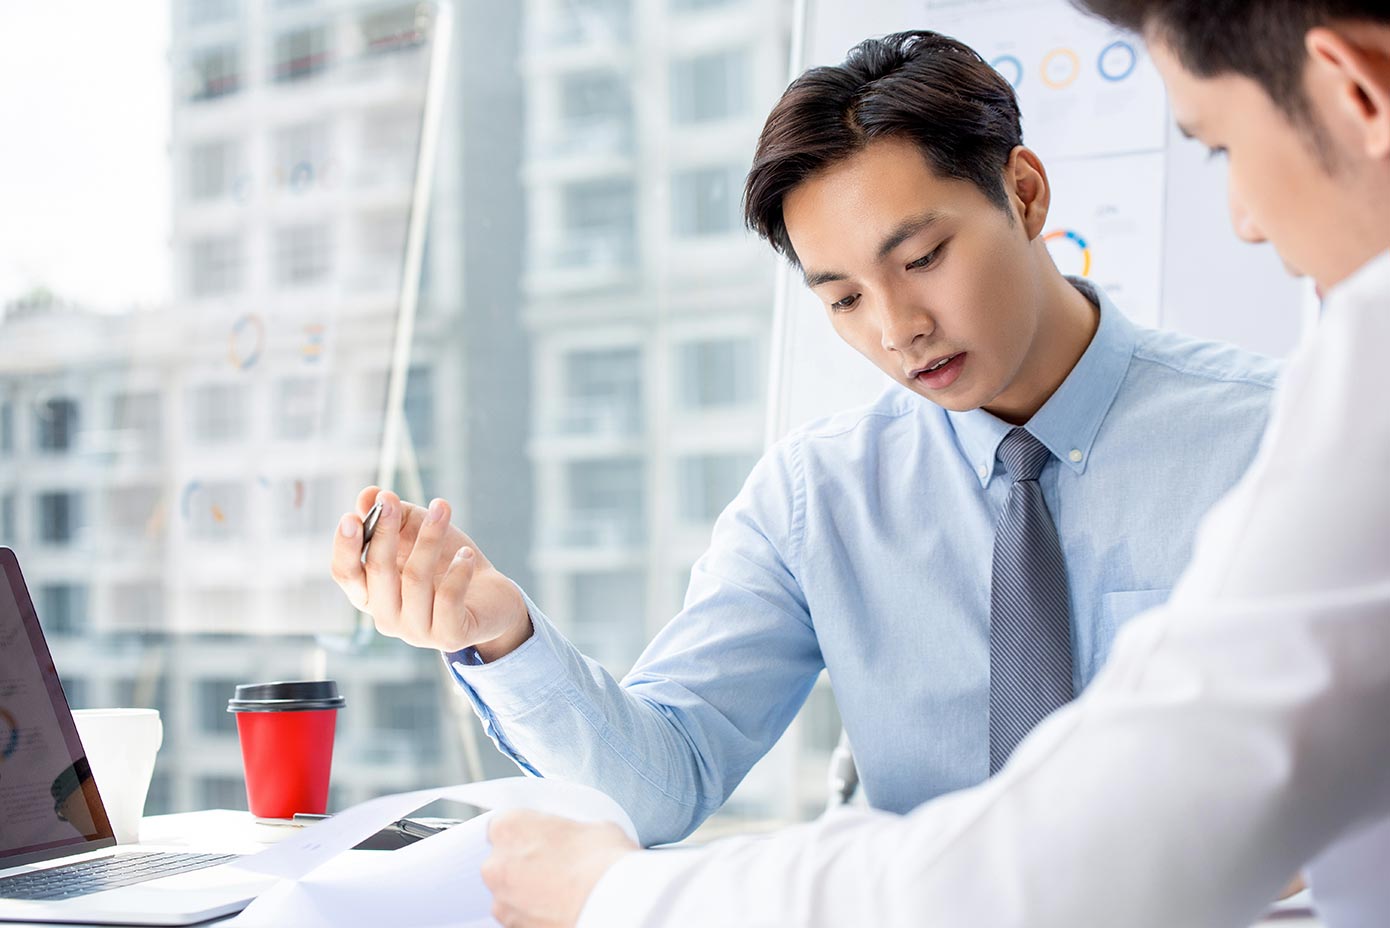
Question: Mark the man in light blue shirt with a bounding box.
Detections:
[329,31,1279,847]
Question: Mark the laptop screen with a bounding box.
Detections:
[0,547,114,865]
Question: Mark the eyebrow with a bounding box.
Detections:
[801,210,947,289]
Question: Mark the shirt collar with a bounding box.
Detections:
[947,279,1137,488]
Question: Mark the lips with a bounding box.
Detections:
[910,352,967,391]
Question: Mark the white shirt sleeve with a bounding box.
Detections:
[579,255,1390,928]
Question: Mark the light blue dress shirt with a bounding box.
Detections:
[448,282,1281,846]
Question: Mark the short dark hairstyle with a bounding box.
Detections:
[742,31,1024,267]
[1074,1,1390,130]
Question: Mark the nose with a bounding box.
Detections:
[1228,185,1266,244]
[878,294,935,353]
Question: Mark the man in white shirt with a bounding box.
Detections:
[478,2,1390,926]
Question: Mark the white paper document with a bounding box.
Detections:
[221,777,637,928]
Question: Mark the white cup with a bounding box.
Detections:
[71,709,163,845]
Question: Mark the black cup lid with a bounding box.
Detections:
[227,680,345,713]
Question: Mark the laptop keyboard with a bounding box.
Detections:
[0,851,240,901]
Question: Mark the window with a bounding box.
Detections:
[188,235,242,296]
[187,0,238,27]
[186,482,247,541]
[566,458,644,547]
[273,376,330,439]
[371,683,440,759]
[111,391,162,461]
[560,179,636,268]
[671,49,749,124]
[273,26,330,83]
[36,491,82,545]
[360,5,424,55]
[188,139,240,201]
[571,571,645,671]
[199,776,247,811]
[189,45,240,101]
[275,224,333,285]
[198,679,240,734]
[105,485,162,536]
[0,401,12,454]
[559,348,642,435]
[274,121,329,190]
[558,71,632,155]
[35,397,79,453]
[672,165,743,237]
[60,675,89,710]
[37,584,87,636]
[677,453,757,523]
[108,582,164,629]
[677,338,759,407]
[0,494,14,542]
[186,383,248,444]
[404,366,434,450]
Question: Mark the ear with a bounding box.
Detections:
[1306,25,1390,159]
[1006,147,1051,240]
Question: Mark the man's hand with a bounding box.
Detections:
[329,486,532,659]
[482,810,638,928]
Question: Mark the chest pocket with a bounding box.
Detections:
[1091,589,1171,677]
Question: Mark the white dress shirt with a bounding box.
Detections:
[579,250,1390,928]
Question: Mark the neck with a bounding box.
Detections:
[982,269,1099,426]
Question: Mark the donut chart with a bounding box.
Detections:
[990,54,1023,89]
[1098,40,1138,82]
[1044,229,1092,277]
[1040,48,1080,89]
[0,708,19,761]
[228,314,265,371]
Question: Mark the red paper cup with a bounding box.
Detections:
[228,680,345,819]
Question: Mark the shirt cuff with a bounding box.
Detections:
[578,847,705,928]
[444,587,570,717]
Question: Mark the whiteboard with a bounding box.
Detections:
[769,0,1309,438]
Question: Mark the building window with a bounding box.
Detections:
[565,459,644,547]
[186,482,247,541]
[570,571,645,671]
[560,179,636,269]
[60,676,88,710]
[188,235,243,296]
[274,121,329,190]
[371,683,439,759]
[273,376,330,440]
[186,383,248,444]
[187,0,239,27]
[0,494,14,542]
[404,366,434,450]
[105,486,162,537]
[274,224,333,286]
[360,5,425,55]
[188,139,240,201]
[37,584,88,636]
[672,165,743,237]
[273,26,330,83]
[677,453,757,523]
[199,776,247,811]
[198,679,240,734]
[0,401,12,455]
[558,348,642,435]
[557,71,632,155]
[34,397,79,453]
[111,391,162,460]
[677,338,758,408]
[189,45,240,101]
[671,49,749,124]
[36,491,82,545]
[671,0,738,9]
[108,582,164,630]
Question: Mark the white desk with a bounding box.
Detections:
[1,811,1327,927]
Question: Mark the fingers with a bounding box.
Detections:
[355,485,380,517]
[329,512,368,610]
[361,491,403,635]
[399,498,454,645]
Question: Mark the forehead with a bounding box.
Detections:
[782,137,990,261]
[1147,37,1272,133]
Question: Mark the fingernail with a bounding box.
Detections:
[427,499,445,524]
[381,499,395,519]
[458,547,474,560]
[339,516,357,538]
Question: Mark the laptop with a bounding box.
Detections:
[0,547,277,925]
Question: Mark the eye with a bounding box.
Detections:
[1206,146,1228,161]
[830,293,860,312]
[907,242,946,271]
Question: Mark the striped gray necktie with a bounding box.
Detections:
[989,427,1073,774]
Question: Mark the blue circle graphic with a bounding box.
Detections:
[1098,40,1137,82]
[990,54,1023,89]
